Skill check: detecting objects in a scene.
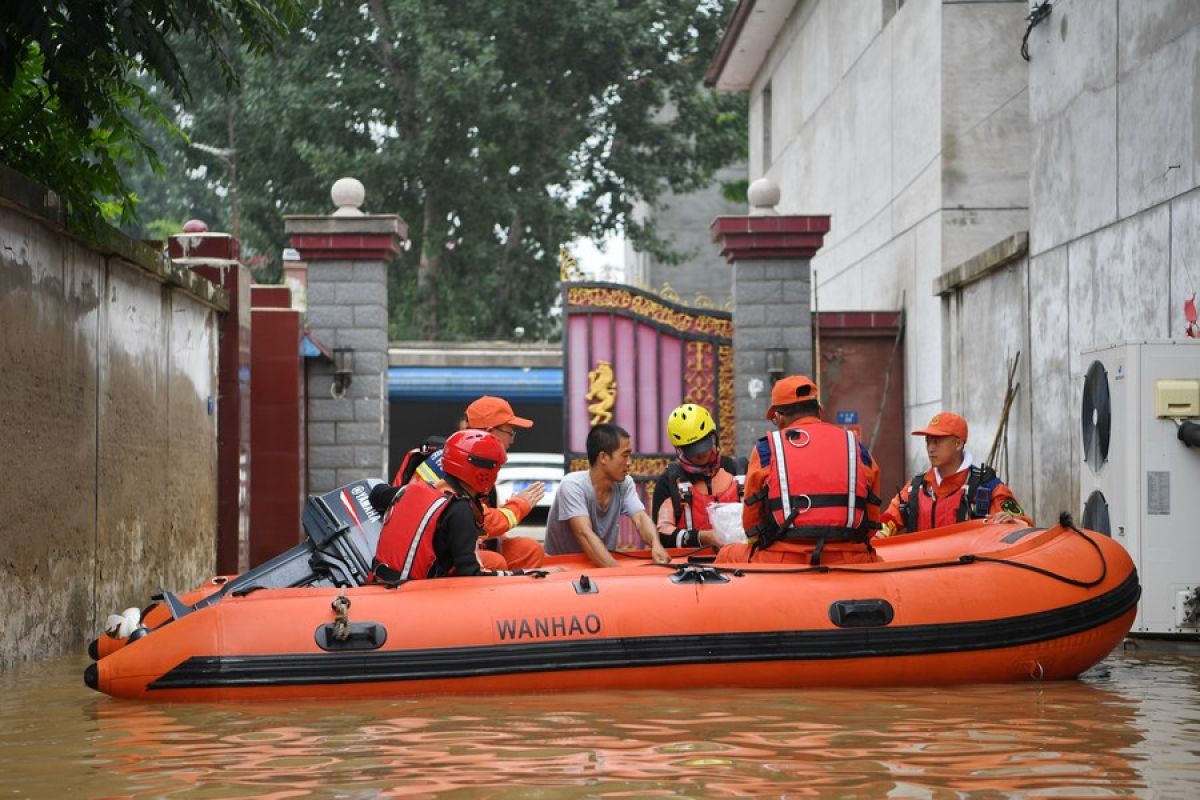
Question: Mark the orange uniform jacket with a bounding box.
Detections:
[720,417,881,565]
[481,495,533,538]
[880,466,1030,533]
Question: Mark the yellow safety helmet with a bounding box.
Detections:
[667,404,716,447]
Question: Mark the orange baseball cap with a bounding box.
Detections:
[465,396,533,429]
[766,375,821,419]
[911,411,968,441]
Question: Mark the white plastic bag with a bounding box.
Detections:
[708,502,746,545]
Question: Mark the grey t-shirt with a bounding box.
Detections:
[544,471,645,555]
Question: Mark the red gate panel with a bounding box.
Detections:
[563,282,733,546]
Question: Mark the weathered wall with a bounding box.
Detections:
[0,169,222,667]
[937,0,1200,524]
[939,238,1035,517]
[746,0,1029,472]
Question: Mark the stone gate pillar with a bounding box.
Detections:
[710,178,830,454]
[284,178,408,493]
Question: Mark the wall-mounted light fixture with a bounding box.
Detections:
[331,347,355,398]
[766,347,788,385]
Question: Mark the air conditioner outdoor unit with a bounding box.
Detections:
[1079,340,1200,636]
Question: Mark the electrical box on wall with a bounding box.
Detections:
[1079,340,1200,636]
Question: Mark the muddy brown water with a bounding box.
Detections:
[1,649,1199,798]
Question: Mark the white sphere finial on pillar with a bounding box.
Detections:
[747,177,780,216]
[331,177,366,216]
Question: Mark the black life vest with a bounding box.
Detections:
[899,464,1000,532]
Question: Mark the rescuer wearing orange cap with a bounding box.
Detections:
[392,396,546,570]
[461,396,546,570]
[878,411,1030,536]
[716,374,883,566]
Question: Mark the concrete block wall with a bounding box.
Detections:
[304,259,390,492]
[0,166,223,667]
[625,163,746,305]
[731,258,813,452]
[286,183,407,495]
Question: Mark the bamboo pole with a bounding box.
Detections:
[986,351,1022,468]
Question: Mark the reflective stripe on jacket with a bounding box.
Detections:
[756,423,879,542]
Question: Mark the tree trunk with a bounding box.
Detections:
[417,196,441,339]
[491,211,524,338]
[225,86,240,243]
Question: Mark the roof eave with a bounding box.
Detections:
[704,0,800,92]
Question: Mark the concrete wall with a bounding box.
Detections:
[626,163,747,307]
[933,0,1200,524]
[746,0,1030,472]
[731,258,813,451]
[286,206,406,495]
[0,168,223,667]
[940,240,1036,517]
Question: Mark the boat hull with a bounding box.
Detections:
[88,520,1139,700]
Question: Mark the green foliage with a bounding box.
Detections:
[122,0,748,340]
[0,0,303,229]
[721,178,750,205]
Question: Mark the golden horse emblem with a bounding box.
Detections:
[586,360,617,425]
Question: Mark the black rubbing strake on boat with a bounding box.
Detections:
[147,571,1140,690]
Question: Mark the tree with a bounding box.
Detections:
[0,0,303,228]
[123,0,747,340]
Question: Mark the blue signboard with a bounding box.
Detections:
[836,410,859,425]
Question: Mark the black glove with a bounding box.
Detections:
[368,484,403,514]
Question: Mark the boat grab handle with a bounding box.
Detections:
[314,622,388,651]
[670,565,731,584]
[829,599,894,627]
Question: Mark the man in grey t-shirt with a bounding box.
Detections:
[544,424,670,567]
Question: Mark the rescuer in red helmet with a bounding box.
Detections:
[371,429,516,581]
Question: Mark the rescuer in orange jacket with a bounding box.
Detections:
[715,375,882,566]
[879,412,1031,536]
[371,430,512,581]
[463,396,546,570]
[394,396,546,571]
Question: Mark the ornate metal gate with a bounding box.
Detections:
[562,281,734,484]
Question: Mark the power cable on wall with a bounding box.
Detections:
[1021,2,1053,61]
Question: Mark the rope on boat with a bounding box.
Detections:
[641,513,1110,589]
[331,595,352,641]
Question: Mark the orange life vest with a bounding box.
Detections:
[751,424,880,547]
[901,465,1001,531]
[371,481,454,582]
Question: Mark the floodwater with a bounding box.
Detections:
[2,649,1199,798]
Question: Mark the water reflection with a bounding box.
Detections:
[2,651,1199,797]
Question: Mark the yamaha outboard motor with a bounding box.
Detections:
[179,479,387,614]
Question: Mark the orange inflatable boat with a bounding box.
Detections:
[85,482,1139,701]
